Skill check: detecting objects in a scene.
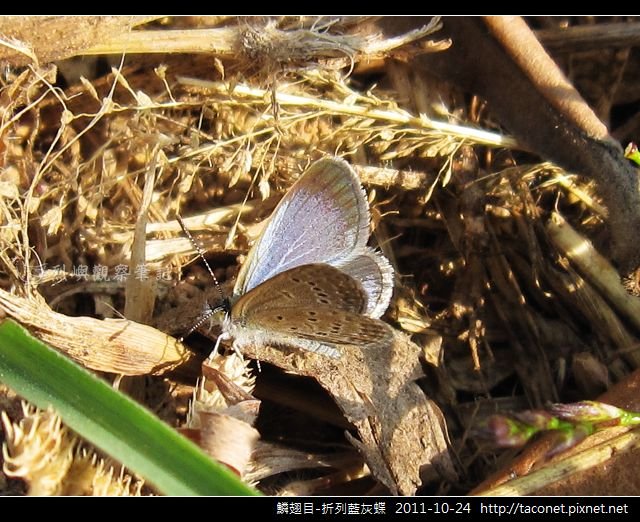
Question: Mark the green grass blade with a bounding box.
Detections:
[0,319,258,496]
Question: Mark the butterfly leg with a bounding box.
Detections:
[210,331,230,359]
[232,339,265,372]
[210,332,259,370]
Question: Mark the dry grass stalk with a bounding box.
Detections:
[475,426,640,496]
[0,16,158,66]
[547,212,640,334]
[123,148,162,324]
[83,17,446,69]
[178,76,517,152]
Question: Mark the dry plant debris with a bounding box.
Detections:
[2,403,142,495]
[1,16,640,496]
[185,351,260,479]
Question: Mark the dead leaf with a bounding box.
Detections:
[0,289,191,375]
[185,358,260,478]
[233,330,456,495]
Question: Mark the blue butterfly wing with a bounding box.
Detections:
[234,158,368,293]
[233,157,394,318]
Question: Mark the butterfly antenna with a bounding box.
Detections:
[176,215,226,305]
[177,302,226,343]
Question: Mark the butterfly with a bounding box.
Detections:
[184,157,394,358]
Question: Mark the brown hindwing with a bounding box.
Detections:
[233,263,368,315]
[244,306,393,348]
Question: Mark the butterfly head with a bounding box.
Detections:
[216,296,232,318]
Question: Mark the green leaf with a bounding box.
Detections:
[0,319,258,496]
[625,142,640,166]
